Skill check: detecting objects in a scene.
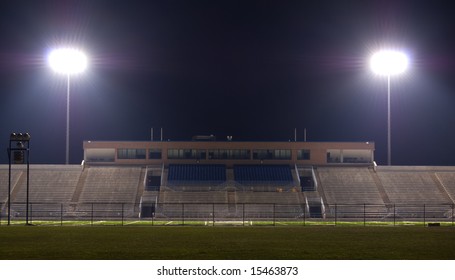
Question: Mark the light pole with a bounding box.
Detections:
[7,133,31,225]
[370,50,408,165]
[48,48,87,164]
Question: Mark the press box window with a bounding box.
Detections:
[148,149,162,159]
[253,149,291,160]
[117,148,146,159]
[297,149,311,160]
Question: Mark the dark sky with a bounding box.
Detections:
[1,0,454,165]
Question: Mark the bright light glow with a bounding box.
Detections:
[370,50,408,75]
[48,48,87,74]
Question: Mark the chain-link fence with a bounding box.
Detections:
[1,202,454,226]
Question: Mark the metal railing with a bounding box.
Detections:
[1,202,454,226]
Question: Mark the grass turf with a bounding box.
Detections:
[0,226,454,260]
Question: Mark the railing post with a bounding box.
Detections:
[30,203,33,225]
[242,203,245,226]
[303,203,306,226]
[91,203,94,226]
[121,203,124,226]
[423,204,426,227]
[182,203,185,226]
[151,203,154,226]
[335,204,337,226]
[61,203,63,226]
[273,204,276,226]
[363,203,366,226]
[393,204,396,226]
[212,203,215,226]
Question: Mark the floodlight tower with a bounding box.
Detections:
[48,48,87,164]
[370,50,408,165]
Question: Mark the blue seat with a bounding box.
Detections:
[168,164,226,182]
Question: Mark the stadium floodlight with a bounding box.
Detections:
[370,51,408,76]
[48,48,88,164]
[48,48,87,74]
[370,50,408,166]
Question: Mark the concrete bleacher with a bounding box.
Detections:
[317,167,384,205]
[434,172,455,203]
[78,166,142,204]
[376,168,451,205]
[236,192,300,204]
[235,192,303,219]
[0,165,82,218]
[159,191,227,204]
[375,167,453,218]
[13,166,82,203]
[316,167,388,218]
[0,167,22,203]
[3,163,455,221]
[157,191,228,218]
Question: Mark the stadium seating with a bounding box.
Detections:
[375,168,452,218]
[316,167,387,218]
[234,165,293,182]
[0,168,22,203]
[168,164,226,182]
[157,191,228,218]
[434,172,455,203]
[3,164,455,222]
[376,169,451,205]
[78,167,142,203]
[14,167,82,203]
[317,167,384,205]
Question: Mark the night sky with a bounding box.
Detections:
[1,0,454,165]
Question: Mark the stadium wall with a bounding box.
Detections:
[83,140,375,166]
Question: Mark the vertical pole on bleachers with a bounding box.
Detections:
[452,204,454,227]
[363,204,366,227]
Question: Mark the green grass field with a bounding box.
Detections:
[1,226,454,260]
